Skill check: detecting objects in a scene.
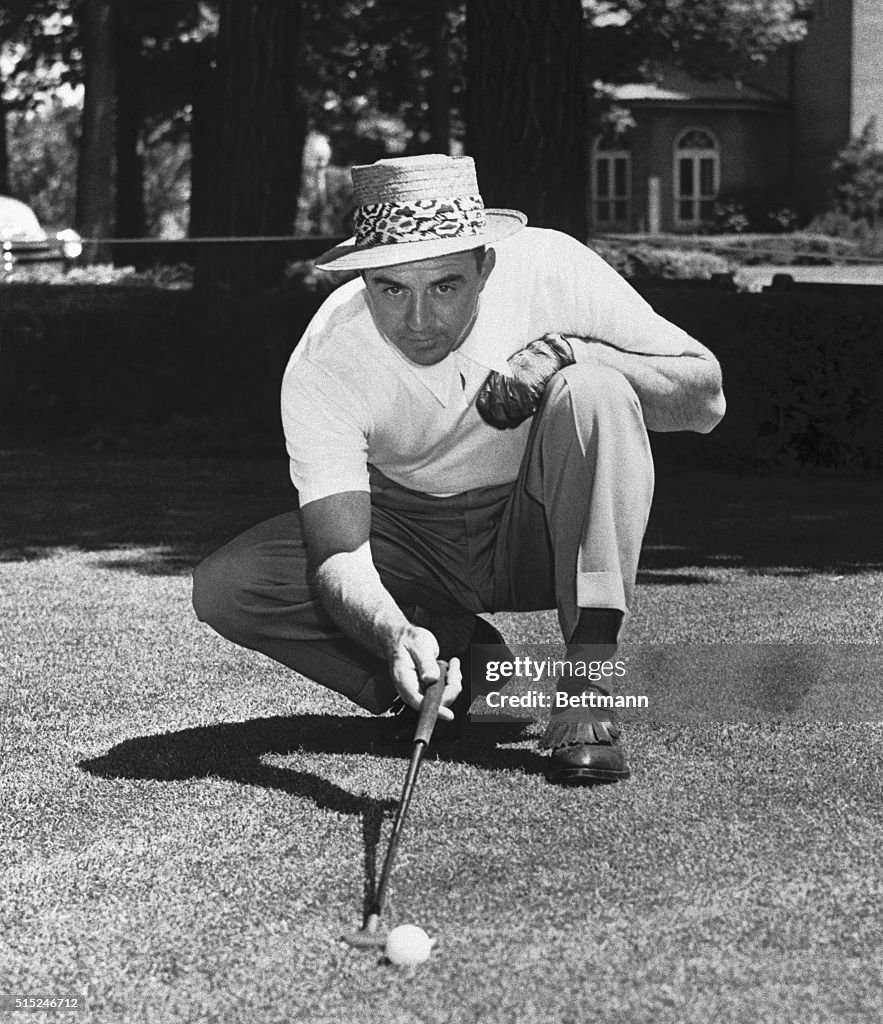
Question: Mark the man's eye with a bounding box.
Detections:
[384,286,403,296]
[436,284,455,294]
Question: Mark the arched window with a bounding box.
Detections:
[592,135,631,228]
[674,128,719,227]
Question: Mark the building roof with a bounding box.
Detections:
[610,66,787,110]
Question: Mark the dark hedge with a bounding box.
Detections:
[1,281,881,472]
[641,284,883,474]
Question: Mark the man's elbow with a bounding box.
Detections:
[692,386,726,434]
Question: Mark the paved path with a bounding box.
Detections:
[736,263,883,289]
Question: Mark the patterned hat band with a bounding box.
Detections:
[353,195,487,248]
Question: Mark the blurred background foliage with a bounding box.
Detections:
[4,0,881,292]
[2,0,881,470]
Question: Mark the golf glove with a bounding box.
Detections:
[476,333,576,429]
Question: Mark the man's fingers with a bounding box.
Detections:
[392,652,424,713]
[414,647,441,685]
[391,628,451,717]
[391,630,470,724]
[430,661,454,722]
[477,370,537,429]
[442,657,463,708]
[427,657,462,722]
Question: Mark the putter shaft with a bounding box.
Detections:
[371,671,446,917]
[343,668,447,948]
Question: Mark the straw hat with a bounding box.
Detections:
[314,154,526,272]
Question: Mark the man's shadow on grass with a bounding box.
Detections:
[3,452,881,577]
[79,714,536,922]
[79,714,537,795]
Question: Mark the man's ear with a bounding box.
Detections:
[479,247,496,289]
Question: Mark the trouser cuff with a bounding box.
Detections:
[575,571,627,613]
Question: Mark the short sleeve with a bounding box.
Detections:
[281,359,372,505]
[537,231,697,358]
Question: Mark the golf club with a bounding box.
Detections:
[342,665,449,949]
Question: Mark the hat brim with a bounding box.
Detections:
[313,209,527,272]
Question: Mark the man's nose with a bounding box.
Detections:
[405,292,430,331]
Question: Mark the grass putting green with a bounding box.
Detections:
[1,451,881,1023]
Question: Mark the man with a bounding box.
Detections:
[193,154,725,785]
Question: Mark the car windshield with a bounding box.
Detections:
[0,196,48,241]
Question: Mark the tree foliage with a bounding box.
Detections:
[0,0,80,105]
[298,0,465,161]
[831,119,883,226]
[6,100,78,223]
[1,0,816,283]
[584,0,812,84]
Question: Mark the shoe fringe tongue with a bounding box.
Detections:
[538,716,620,750]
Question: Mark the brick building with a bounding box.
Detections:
[590,0,883,233]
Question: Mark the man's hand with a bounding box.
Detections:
[476,333,576,429]
[388,623,463,722]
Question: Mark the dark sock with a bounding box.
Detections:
[568,608,623,647]
[551,608,624,716]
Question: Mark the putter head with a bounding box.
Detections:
[341,912,386,949]
[341,929,387,949]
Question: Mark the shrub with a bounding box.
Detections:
[641,286,883,474]
[831,118,883,225]
[804,212,883,257]
[594,232,863,269]
[712,197,750,234]
[0,262,194,288]
[800,119,883,257]
[710,189,799,235]
[284,259,358,296]
[1,280,881,474]
[0,284,326,441]
[590,241,733,279]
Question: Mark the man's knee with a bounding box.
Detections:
[547,361,639,412]
[538,363,645,441]
[192,547,245,638]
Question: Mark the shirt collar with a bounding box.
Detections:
[364,294,507,408]
[455,300,511,374]
[377,336,460,406]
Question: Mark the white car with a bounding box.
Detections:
[0,195,83,271]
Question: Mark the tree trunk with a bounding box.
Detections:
[195,0,306,296]
[0,78,10,195]
[428,0,451,154]
[114,13,146,249]
[466,0,587,239]
[188,40,216,240]
[76,0,116,262]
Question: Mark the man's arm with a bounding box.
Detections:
[477,331,725,434]
[573,335,725,434]
[501,232,726,433]
[300,491,461,718]
[568,243,726,432]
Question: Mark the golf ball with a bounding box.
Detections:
[385,924,435,966]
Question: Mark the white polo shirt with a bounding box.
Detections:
[281,227,696,505]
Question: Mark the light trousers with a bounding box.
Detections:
[192,363,654,713]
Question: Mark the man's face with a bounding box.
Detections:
[362,248,496,366]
